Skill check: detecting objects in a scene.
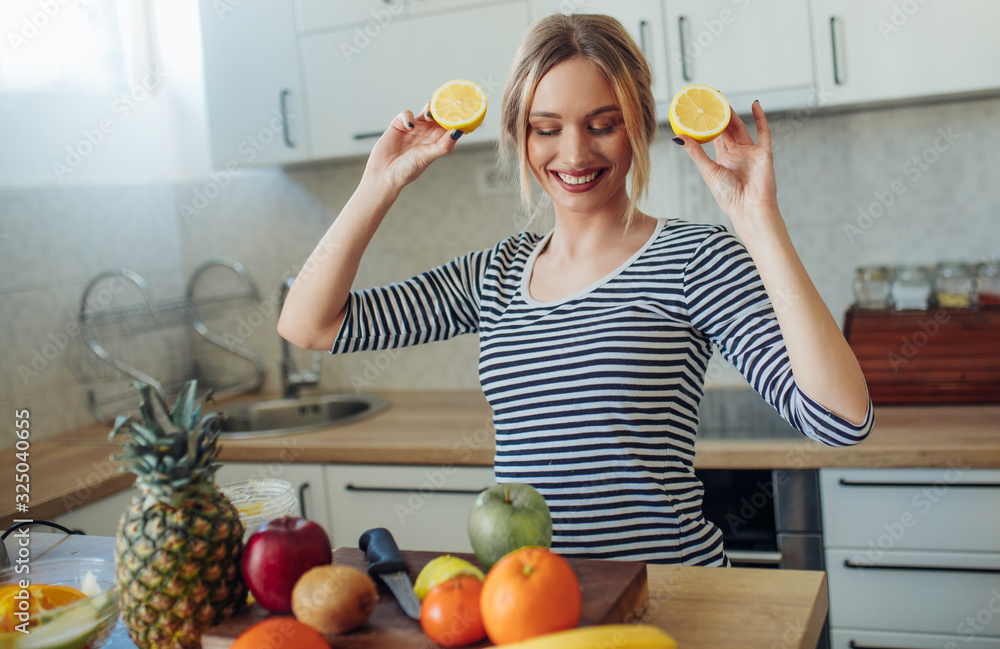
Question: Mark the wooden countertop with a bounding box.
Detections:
[18,533,829,649]
[5,390,1000,527]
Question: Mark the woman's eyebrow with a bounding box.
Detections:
[528,105,621,119]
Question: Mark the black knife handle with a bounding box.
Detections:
[359,527,408,576]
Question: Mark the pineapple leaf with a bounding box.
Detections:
[170,380,199,431]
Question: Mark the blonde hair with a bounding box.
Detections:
[499,13,657,230]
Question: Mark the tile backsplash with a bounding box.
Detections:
[2,96,998,444]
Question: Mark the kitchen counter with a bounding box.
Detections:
[5,390,1000,527]
[16,532,829,649]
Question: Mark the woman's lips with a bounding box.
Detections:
[549,168,607,193]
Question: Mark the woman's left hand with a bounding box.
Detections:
[675,101,779,229]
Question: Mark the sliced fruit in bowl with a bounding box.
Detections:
[0,557,119,649]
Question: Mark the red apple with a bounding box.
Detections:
[241,517,332,612]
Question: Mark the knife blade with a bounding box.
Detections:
[359,527,421,619]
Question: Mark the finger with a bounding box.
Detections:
[751,100,772,151]
[417,100,433,122]
[392,110,417,132]
[723,105,754,146]
[674,135,720,182]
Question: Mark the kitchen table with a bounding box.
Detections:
[15,532,828,649]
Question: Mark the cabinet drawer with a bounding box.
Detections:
[821,468,1000,552]
[325,464,494,553]
[832,629,1000,649]
[826,549,1000,636]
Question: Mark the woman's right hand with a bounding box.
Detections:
[363,101,462,194]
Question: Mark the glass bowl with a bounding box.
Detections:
[218,478,299,541]
[0,556,119,649]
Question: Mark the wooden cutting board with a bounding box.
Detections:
[204,548,648,648]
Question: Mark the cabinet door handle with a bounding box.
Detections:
[345,484,489,496]
[829,16,845,85]
[849,642,928,649]
[298,482,310,518]
[638,20,650,58]
[677,16,691,82]
[279,89,295,148]
[353,131,385,140]
[838,478,1000,488]
[725,550,783,566]
[843,559,1000,574]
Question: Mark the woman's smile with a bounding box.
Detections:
[549,167,608,192]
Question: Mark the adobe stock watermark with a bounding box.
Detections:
[339,2,405,63]
[6,0,74,53]
[877,0,932,40]
[843,126,961,243]
[51,64,169,182]
[848,461,967,571]
[770,86,834,153]
[886,309,951,372]
[674,0,753,68]
[951,588,1000,646]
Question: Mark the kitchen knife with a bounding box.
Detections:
[359,527,421,619]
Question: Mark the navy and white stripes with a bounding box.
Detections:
[332,219,873,565]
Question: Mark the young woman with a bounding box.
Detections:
[278,14,872,566]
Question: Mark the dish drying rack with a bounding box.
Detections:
[75,258,267,424]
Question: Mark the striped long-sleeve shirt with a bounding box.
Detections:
[332,218,873,565]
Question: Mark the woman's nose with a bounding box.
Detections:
[561,128,592,168]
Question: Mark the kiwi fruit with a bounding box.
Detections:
[292,564,378,635]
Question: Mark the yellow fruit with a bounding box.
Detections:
[488,624,677,649]
[413,555,485,600]
[668,84,731,143]
[291,565,378,635]
[0,583,88,631]
[430,79,488,134]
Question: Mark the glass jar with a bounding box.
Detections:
[853,266,892,309]
[218,478,298,541]
[933,262,974,308]
[977,260,1000,307]
[890,265,932,310]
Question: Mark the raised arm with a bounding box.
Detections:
[674,101,869,425]
[277,104,464,351]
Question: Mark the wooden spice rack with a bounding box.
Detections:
[843,306,1000,404]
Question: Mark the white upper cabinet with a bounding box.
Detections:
[295,0,406,33]
[663,0,815,115]
[300,2,529,160]
[408,0,506,15]
[810,0,1000,108]
[199,0,310,167]
[529,1,671,108]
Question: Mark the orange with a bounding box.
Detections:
[668,84,731,143]
[479,547,582,645]
[230,617,328,649]
[0,583,88,631]
[420,576,486,647]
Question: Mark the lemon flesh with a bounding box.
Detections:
[669,84,731,144]
[430,80,488,134]
[413,555,484,600]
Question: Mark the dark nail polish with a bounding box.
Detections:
[672,137,684,146]
[451,130,463,140]
[407,121,414,128]
[754,99,760,105]
[427,112,433,118]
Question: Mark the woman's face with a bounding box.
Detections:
[526,56,631,219]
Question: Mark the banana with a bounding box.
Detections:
[490,624,677,649]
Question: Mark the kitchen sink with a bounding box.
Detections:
[216,393,390,439]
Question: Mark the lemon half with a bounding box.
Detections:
[430,79,488,134]
[413,555,484,600]
[669,84,731,144]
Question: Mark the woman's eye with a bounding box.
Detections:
[590,125,616,134]
[534,129,559,137]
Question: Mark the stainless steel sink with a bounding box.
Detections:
[216,393,389,439]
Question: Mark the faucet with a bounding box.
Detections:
[278,277,323,399]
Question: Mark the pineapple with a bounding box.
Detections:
[110,380,247,648]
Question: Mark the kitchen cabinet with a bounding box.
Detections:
[49,489,135,537]
[821,468,1000,646]
[300,2,529,159]
[199,0,310,167]
[663,0,815,115]
[214,462,332,537]
[810,0,1000,108]
[324,464,494,553]
[295,0,406,33]
[529,0,671,109]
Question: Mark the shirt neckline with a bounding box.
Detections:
[520,218,666,307]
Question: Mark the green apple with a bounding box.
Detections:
[468,482,553,571]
